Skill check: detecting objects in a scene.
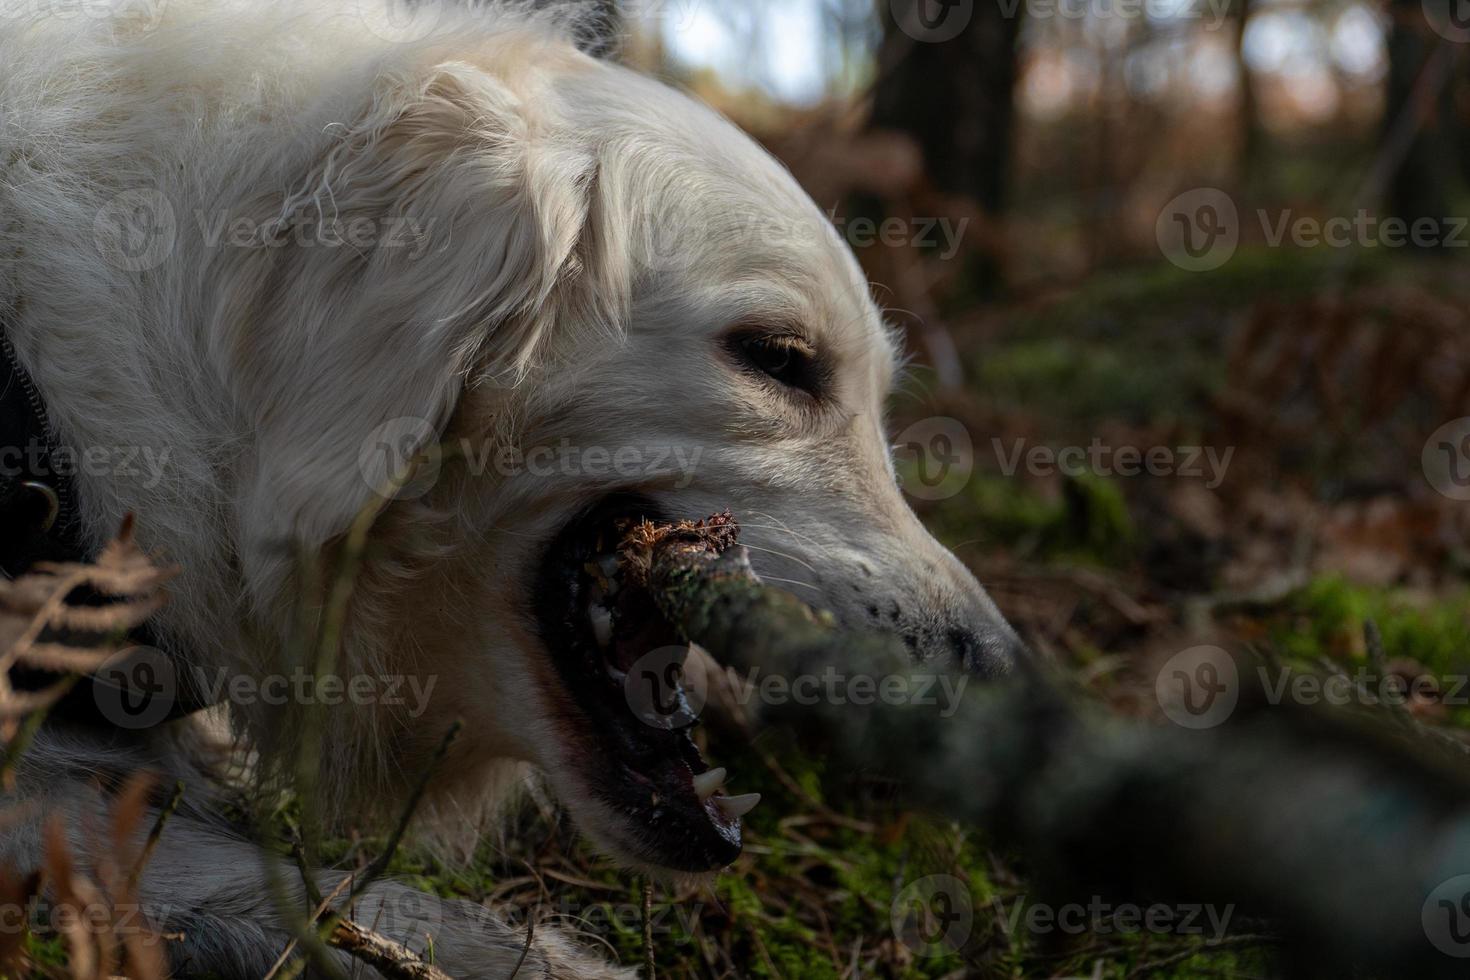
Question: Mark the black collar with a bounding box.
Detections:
[1,324,209,724]
[0,329,86,576]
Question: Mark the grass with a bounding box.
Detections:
[14,248,1470,979]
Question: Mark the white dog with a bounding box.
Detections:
[0,1,1022,975]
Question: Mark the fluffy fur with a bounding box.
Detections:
[0,1,1022,974]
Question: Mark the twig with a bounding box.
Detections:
[642,879,655,980]
[0,696,64,789]
[291,836,325,910]
[1364,618,1387,675]
[1125,934,1278,979]
[507,911,535,979]
[263,874,354,980]
[270,720,460,980]
[350,719,462,903]
[327,918,454,980]
[126,779,183,892]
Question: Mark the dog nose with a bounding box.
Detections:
[947,624,1027,679]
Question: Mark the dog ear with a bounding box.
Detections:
[211,62,625,601]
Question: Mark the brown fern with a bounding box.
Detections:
[0,516,178,720]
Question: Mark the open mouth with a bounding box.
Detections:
[533,495,756,872]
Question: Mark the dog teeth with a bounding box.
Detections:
[715,792,760,819]
[597,554,620,579]
[605,662,627,684]
[589,604,613,649]
[692,767,726,801]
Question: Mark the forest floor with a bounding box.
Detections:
[22,250,1468,980]
[347,250,1470,979]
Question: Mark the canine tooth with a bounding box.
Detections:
[605,662,627,684]
[715,792,760,819]
[692,767,726,801]
[589,604,613,649]
[598,554,621,579]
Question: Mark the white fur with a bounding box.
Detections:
[1,1,1019,974]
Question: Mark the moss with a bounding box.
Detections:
[1268,578,1470,725]
[1274,577,1470,673]
[924,472,1134,566]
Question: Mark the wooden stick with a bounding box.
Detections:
[621,513,1470,980]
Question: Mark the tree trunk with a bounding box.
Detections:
[871,0,1024,215]
[1381,0,1461,252]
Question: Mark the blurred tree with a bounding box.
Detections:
[851,0,1025,386]
[1380,0,1463,252]
[1232,0,1262,187]
[870,0,1023,218]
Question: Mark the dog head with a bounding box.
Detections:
[217,20,1022,875]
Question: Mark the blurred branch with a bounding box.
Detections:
[622,512,1470,980]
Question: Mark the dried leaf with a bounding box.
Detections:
[0,517,178,720]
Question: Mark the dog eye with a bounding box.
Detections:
[732,333,821,395]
